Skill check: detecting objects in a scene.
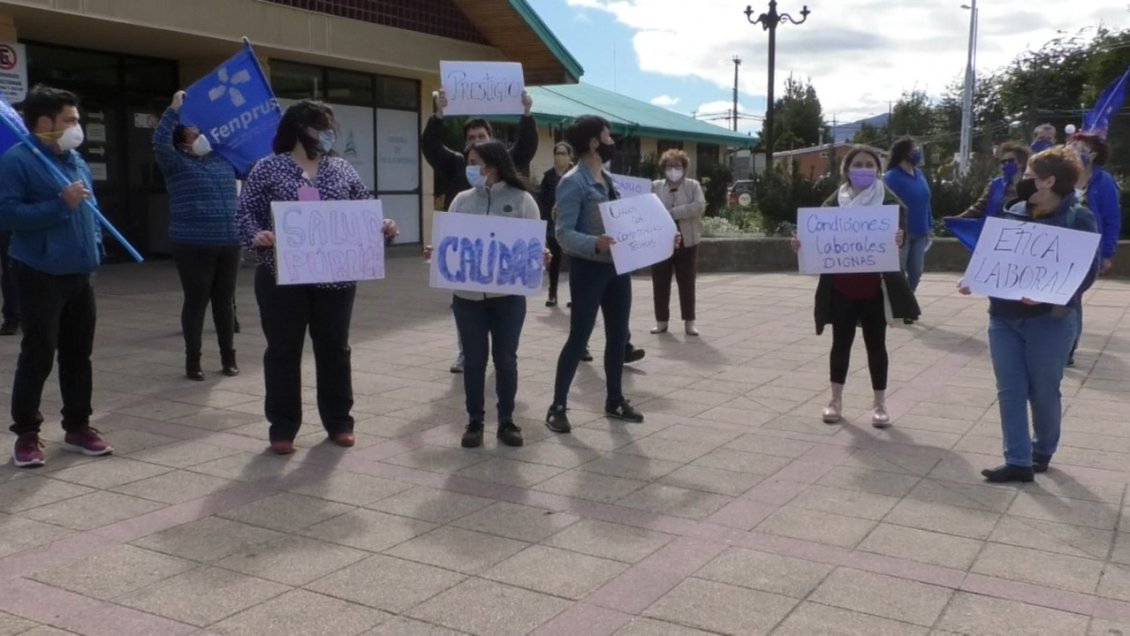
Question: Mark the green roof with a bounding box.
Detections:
[509,0,584,83]
[514,83,756,147]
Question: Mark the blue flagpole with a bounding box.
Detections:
[0,119,143,263]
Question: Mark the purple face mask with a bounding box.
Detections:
[848,168,877,189]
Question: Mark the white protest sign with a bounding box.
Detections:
[610,173,652,199]
[599,193,678,275]
[0,42,27,103]
[440,61,526,116]
[271,199,385,285]
[963,216,1099,304]
[429,212,547,296]
[796,206,900,275]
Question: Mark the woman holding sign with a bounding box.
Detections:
[545,115,645,434]
[237,100,398,455]
[959,147,1098,483]
[425,141,544,448]
[791,146,918,428]
[650,148,705,336]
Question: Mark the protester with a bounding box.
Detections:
[153,90,241,381]
[959,147,1097,483]
[237,99,397,455]
[949,142,1030,220]
[546,115,652,434]
[1030,123,1056,153]
[1065,132,1122,366]
[0,85,112,467]
[425,141,548,448]
[422,88,537,373]
[883,137,931,317]
[650,148,705,336]
[791,145,917,429]
[538,141,572,307]
[0,230,17,335]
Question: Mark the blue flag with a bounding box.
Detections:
[181,41,280,178]
[943,217,984,253]
[1083,66,1130,137]
[0,98,22,154]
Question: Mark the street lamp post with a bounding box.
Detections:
[744,0,810,173]
[958,0,978,176]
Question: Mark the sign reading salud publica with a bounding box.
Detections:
[439,61,526,116]
[795,206,900,275]
[429,212,547,296]
[272,200,386,285]
[962,217,1100,304]
[598,193,678,275]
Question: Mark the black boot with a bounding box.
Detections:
[221,349,239,377]
[497,421,524,447]
[185,354,204,381]
[1033,453,1052,473]
[981,464,1034,483]
[461,420,484,448]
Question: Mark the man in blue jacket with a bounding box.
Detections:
[0,85,112,467]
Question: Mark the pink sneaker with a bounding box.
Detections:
[62,427,113,457]
[13,433,45,468]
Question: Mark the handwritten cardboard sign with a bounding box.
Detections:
[271,199,385,285]
[599,193,679,275]
[429,212,547,295]
[440,61,526,116]
[963,217,1099,304]
[796,206,900,275]
[610,173,652,200]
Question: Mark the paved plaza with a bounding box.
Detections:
[2,257,1130,635]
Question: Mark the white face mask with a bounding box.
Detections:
[57,125,84,151]
[191,135,212,156]
[666,168,684,182]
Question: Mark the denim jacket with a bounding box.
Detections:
[554,164,619,264]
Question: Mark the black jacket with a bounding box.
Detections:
[421,114,539,210]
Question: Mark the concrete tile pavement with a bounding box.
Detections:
[0,258,1128,634]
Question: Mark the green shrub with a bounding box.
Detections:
[701,216,745,237]
[699,163,734,217]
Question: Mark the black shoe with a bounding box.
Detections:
[0,320,18,335]
[981,464,1034,483]
[580,348,594,362]
[497,421,524,447]
[185,354,204,381]
[903,318,916,325]
[545,405,571,434]
[221,349,239,377]
[606,399,644,422]
[546,297,557,308]
[461,421,484,448]
[566,301,572,308]
[1067,356,1076,367]
[233,318,241,334]
[625,345,645,364]
[1033,453,1052,473]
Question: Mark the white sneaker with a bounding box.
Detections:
[684,321,699,336]
[650,321,668,334]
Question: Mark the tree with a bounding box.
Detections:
[762,75,825,150]
[889,90,935,138]
[851,122,887,146]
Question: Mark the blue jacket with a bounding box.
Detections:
[153,108,239,246]
[554,164,620,264]
[0,139,101,274]
[1083,166,1121,259]
[989,195,1098,319]
[883,167,932,236]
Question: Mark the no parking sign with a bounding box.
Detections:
[0,42,26,103]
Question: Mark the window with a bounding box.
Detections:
[326,69,373,106]
[271,61,323,100]
[657,139,684,154]
[612,136,641,175]
[377,76,419,110]
[697,143,719,173]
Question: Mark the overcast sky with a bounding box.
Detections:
[526,0,1129,134]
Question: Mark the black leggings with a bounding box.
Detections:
[829,290,888,391]
[172,243,241,356]
[546,236,563,299]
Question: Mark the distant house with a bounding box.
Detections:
[772,143,890,180]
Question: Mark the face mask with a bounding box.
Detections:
[191,135,212,156]
[1016,177,1038,202]
[596,142,616,163]
[848,168,877,190]
[1001,161,1019,180]
[57,125,84,151]
[909,149,923,166]
[317,130,336,155]
[553,155,570,171]
[465,165,487,190]
[665,168,684,182]
[1080,153,1093,167]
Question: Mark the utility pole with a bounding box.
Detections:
[732,56,742,132]
[958,0,978,176]
[744,1,810,172]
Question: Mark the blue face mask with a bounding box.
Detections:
[465,165,487,189]
[317,130,336,154]
[909,149,923,166]
[1001,161,1019,180]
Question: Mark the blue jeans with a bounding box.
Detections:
[900,233,929,292]
[552,259,631,407]
[988,310,1078,467]
[452,295,526,422]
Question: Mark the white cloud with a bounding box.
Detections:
[649,94,680,107]
[565,0,1129,121]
